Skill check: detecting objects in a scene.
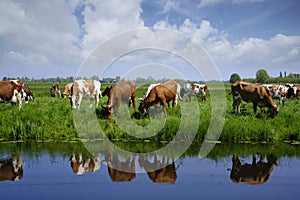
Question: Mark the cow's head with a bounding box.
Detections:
[138,100,146,115]
[102,105,113,119]
[269,105,279,118]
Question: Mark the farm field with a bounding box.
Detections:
[0,82,299,143]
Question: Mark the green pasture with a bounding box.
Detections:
[0,82,299,143]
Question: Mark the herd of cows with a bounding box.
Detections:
[0,79,299,118]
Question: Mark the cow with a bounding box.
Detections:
[265,84,294,105]
[286,83,300,98]
[69,154,101,175]
[70,80,102,109]
[138,80,181,118]
[0,80,24,110]
[22,83,35,103]
[230,154,278,185]
[181,83,207,102]
[0,156,23,182]
[138,154,178,184]
[50,84,61,97]
[231,81,279,118]
[61,83,73,99]
[102,80,136,119]
[104,152,136,182]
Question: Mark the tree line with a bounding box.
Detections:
[230,69,300,84]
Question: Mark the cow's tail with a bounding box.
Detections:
[177,84,183,101]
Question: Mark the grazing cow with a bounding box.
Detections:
[265,84,294,105]
[181,83,207,102]
[70,80,102,109]
[139,154,178,184]
[286,83,300,98]
[50,84,61,97]
[231,81,279,118]
[102,81,136,119]
[69,154,101,175]
[104,152,136,182]
[0,156,23,182]
[22,83,35,103]
[0,80,24,109]
[61,83,73,99]
[138,80,181,118]
[230,154,278,185]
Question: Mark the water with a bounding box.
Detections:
[0,141,299,200]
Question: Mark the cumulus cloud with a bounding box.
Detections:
[0,0,82,77]
[152,18,300,78]
[0,0,299,80]
[81,0,144,52]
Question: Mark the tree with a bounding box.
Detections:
[256,69,270,83]
[279,71,283,78]
[229,73,241,83]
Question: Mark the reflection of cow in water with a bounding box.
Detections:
[105,153,136,182]
[139,154,178,184]
[0,156,23,182]
[69,154,101,175]
[230,154,278,185]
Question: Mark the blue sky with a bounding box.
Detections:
[0,0,299,81]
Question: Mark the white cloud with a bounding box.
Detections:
[0,0,82,76]
[197,0,268,8]
[81,0,144,52]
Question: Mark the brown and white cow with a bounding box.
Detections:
[181,83,207,102]
[0,156,23,182]
[0,80,24,109]
[69,154,101,175]
[61,83,73,99]
[22,83,35,103]
[231,81,279,118]
[70,80,102,109]
[102,80,136,119]
[104,152,136,182]
[265,84,294,105]
[139,154,178,184]
[138,80,181,118]
[230,154,278,185]
[50,84,61,97]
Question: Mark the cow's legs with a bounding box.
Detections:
[131,92,136,110]
[162,99,167,118]
[253,102,258,113]
[77,94,83,109]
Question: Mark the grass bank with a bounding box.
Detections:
[0,82,299,143]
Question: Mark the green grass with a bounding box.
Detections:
[0,82,299,143]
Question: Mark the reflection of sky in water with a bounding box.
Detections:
[1,153,300,200]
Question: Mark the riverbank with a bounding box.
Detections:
[0,83,299,142]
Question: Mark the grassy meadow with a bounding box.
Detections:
[0,82,299,143]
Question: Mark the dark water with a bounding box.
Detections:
[0,141,300,200]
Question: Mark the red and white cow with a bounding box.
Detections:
[22,83,35,103]
[61,83,73,99]
[0,80,24,109]
[50,84,61,97]
[232,81,279,118]
[138,80,181,118]
[102,81,136,119]
[70,80,102,109]
[0,156,23,182]
[181,83,207,102]
[69,154,101,175]
[265,84,294,105]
